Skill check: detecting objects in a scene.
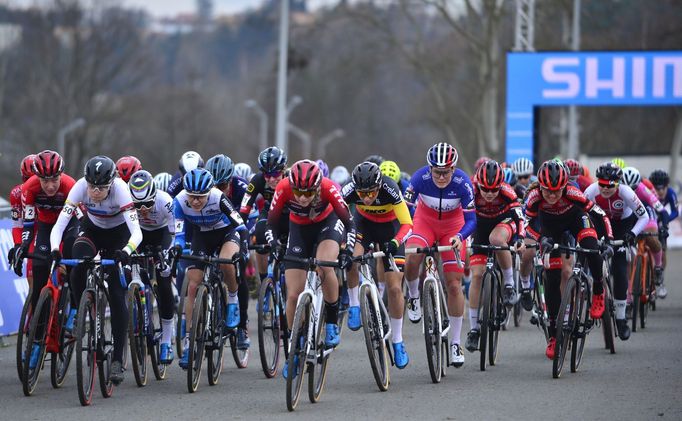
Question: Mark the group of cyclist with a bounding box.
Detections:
[6,141,677,390]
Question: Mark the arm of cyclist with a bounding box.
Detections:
[49,200,78,253]
[239,174,263,220]
[219,193,248,248]
[451,177,477,249]
[566,185,613,239]
[324,180,357,249]
[172,196,188,250]
[10,185,23,246]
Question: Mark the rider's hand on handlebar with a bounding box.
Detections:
[51,249,62,265]
[622,231,636,247]
[384,239,399,256]
[540,237,554,256]
[114,249,130,266]
[450,235,462,252]
[513,239,526,254]
[7,244,18,266]
[338,248,353,270]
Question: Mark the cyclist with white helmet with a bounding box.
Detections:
[153,172,173,193]
[330,165,351,187]
[167,151,204,198]
[234,162,254,181]
[511,157,535,198]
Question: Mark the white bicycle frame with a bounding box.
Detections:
[357,251,398,346]
[293,267,334,364]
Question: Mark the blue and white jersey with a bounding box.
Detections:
[404,166,475,216]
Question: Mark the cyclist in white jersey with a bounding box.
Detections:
[50,156,142,385]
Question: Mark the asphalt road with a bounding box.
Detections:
[1,252,682,420]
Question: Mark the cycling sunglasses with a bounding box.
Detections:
[431,168,454,179]
[134,200,155,211]
[264,171,283,179]
[87,183,112,192]
[357,189,379,198]
[479,185,500,193]
[292,188,316,197]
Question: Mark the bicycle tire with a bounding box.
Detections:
[22,288,51,396]
[258,277,280,378]
[148,284,166,381]
[640,260,653,329]
[422,279,442,383]
[571,278,589,372]
[208,282,227,385]
[76,290,96,406]
[51,285,75,388]
[337,269,348,338]
[187,284,207,393]
[280,276,290,361]
[630,256,642,333]
[489,274,502,366]
[601,280,616,354]
[17,298,31,383]
[553,277,578,379]
[175,272,189,357]
[286,294,310,412]
[478,272,492,371]
[127,284,148,387]
[308,304,330,403]
[98,290,114,398]
[359,283,389,391]
[512,271,521,327]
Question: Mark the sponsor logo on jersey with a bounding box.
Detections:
[612,200,624,209]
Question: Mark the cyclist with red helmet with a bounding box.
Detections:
[465,160,525,353]
[8,154,36,281]
[115,155,143,183]
[403,142,476,367]
[265,159,356,378]
[525,160,612,360]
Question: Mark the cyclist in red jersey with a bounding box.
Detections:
[8,154,36,282]
[525,161,612,360]
[265,160,356,378]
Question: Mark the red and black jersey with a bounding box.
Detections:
[10,184,23,244]
[21,174,76,245]
[474,182,525,238]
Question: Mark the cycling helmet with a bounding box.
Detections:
[427,142,458,168]
[84,156,117,186]
[649,169,670,188]
[153,172,172,192]
[476,160,504,190]
[206,154,234,184]
[379,160,401,183]
[400,171,411,184]
[595,162,623,184]
[511,157,533,177]
[330,165,350,186]
[474,156,491,172]
[183,168,214,195]
[364,155,385,165]
[564,159,583,179]
[315,159,330,178]
[258,147,287,173]
[179,151,204,175]
[289,160,321,191]
[116,155,142,183]
[352,162,382,191]
[611,157,626,169]
[20,154,37,181]
[32,150,64,179]
[128,170,156,203]
[234,162,253,180]
[537,160,568,191]
[503,167,517,186]
[621,167,641,189]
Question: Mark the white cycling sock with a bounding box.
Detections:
[348,286,359,307]
[407,278,420,298]
[228,291,239,304]
[391,317,403,343]
[503,267,514,287]
[520,274,531,289]
[615,299,627,320]
[468,308,479,331]
[449,316,463,345]
[161,318,174,345]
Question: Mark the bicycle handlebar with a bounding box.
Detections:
[405,245,457,255]
[178,253,241,266]
[281,255,339,269]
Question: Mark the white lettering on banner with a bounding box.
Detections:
[632,57,646,97]
[542,58,580,98]
[653,57,682,97]
[0,307,3,327]
[586,57,625,98]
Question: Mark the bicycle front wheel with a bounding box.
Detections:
[258,277,280,378]
[553,277,578,379]
[22,288,51,396]
[51,287,76,389]
[489,274,502,367]
[422,279,442,383]
[571,279,590,372]
[76,291,96,406]
[640,259,653,329]
[17,298,31,383]
[309,307,330,403]
[98,290,114,398]
[478,272,492,371]
[630,256,642,333]
[148,284,166,380]
[601,280,616,354]
[187,284,208,393]
[175,272,189,357]
[208,283,227,385]
[286,294,310,412]
[127,284,148,387]
[359,284,389,391]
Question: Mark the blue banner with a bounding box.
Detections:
[0,219,29,336]
[506,51,682,163]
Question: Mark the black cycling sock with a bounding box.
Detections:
[325,300,339,325]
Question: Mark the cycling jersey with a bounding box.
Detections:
[10,184,23,244]
[583,183,648,235]
[173,188,246,249]
[576,175,592,192]
[240,172,290,220]
[138,189,175,233]
[341,175,413,244]
[658,186,679,221]
[167,171,184,198]
[21,174,76,244]
[473,182,525,237]
[225,176,249,210]
[50,178,142,254]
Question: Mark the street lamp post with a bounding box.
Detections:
[316,129,345,160]
[244,99,268,151]
[57,118,85,158]
[274,0,290,152]
[287,123,311,158]
[285,95,302,151]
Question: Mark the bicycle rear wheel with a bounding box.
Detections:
[601,280,616,354]
[22,288,51,396]
[127,284,148,387]
[553,277,578,379]
[187,284,207,393]
[98,290,114,398]
[478,272,492,371]
[286,294,310,412]
[51,287,76,388]
[571,279,590,372]
[208,283,227,385]
[309,307,330,403]
[76,290,96,406]
[359,283,389,391]
[489,274,502,366]
[258,277,280,378]
[17,298,31,383]
[422,279,442,383]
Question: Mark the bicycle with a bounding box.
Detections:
[353,250,398,391]
[283,255,340,412]
[20,254,76,396]
[526,243,550,343]
[468,244,510,371]
[174,247,191,357]
[127,247,168,387]
[600,240,622,355]
[628,232,658,332]
[176,252,244,393]
[71,256,127,406]
[547,242,603,379]
[250,244,290,379]
[405,245,453,384]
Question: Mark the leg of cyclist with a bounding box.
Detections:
[644,224,665,297]
[219,233,241,329]
[543,253,562,360]
[317,238,341,347]
[492,223,518,306]
[180,267,203,368]
[403,218,436,324]
[519,237,537,310]
[466,259,485,352]
[440,230,466,368]
[384,247,408,367]
[568,214,605,319]
[346,241,365,331]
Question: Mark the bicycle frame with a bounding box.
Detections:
[357,251,397,350]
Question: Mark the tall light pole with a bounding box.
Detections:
[287,123,311,158]
[275,0,290,152]
[284,95,302,152]
[566,0,581,159]
[57,118,85,158]
[316,129,345,159]
[245,99,268,151]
